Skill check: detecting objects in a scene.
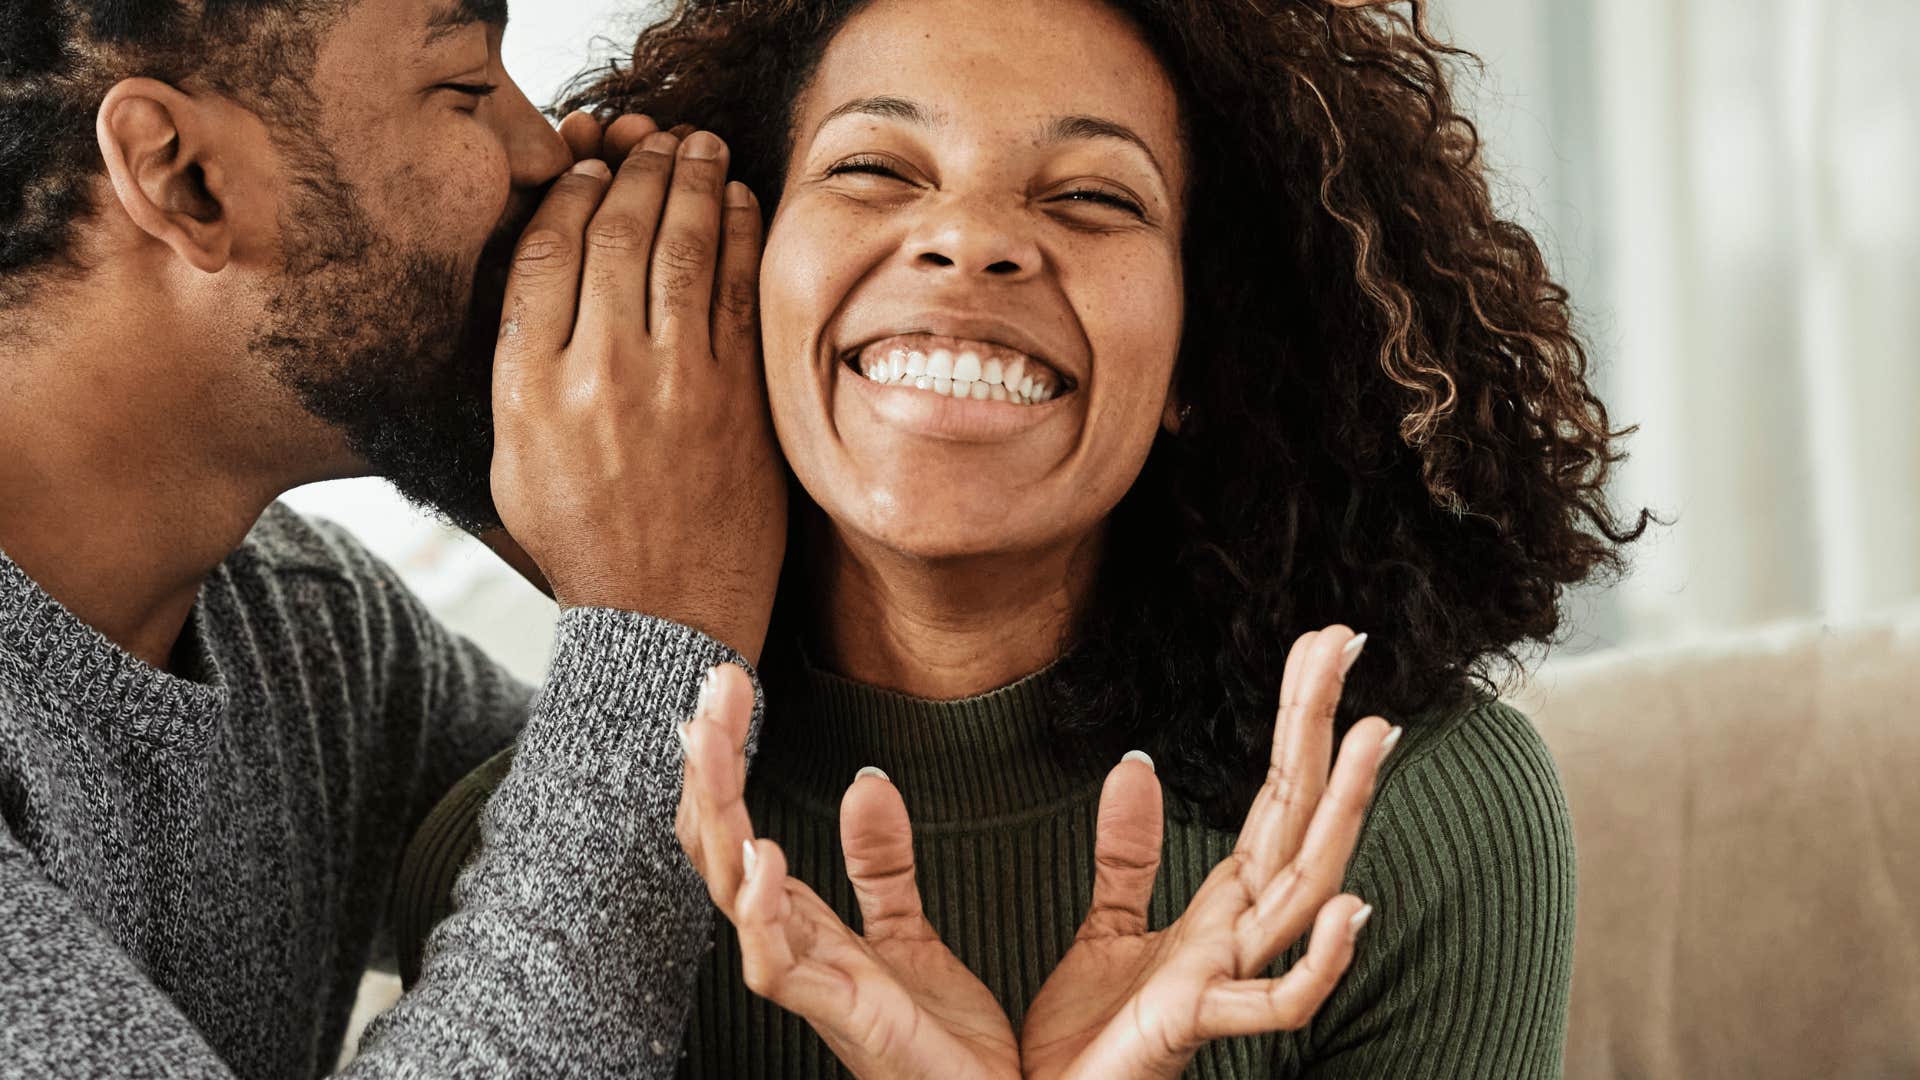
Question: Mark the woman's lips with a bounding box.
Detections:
[845,333,1073,406]
[835,350,1068,444]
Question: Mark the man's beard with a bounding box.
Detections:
[251,150,530,533]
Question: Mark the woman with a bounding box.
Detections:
[399,0,1644,1075]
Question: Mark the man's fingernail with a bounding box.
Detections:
[741,840,758,878]
[1380,725,1403,759]
[1121,749,1155,772]
[1339,633,1369,677]
[569,158,611,180]
[682,131,723,159]
[855,765,890,783]
[1348,903,1374,934]
[725,181,754,208]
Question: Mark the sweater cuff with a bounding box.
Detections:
[515,607,762,793]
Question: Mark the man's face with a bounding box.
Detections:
[250,0,568,531]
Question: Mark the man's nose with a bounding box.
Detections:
[495,77,572,189]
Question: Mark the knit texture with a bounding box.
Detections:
[400,654,1576,1077]
[0,503,753,1079]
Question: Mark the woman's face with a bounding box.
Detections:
[761,0,1186,561]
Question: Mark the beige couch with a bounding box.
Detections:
[1515,604,1920,1079]
[346,605,1920,1075]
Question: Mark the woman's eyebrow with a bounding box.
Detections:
[814,97,1165,184]
[1040,115,1165,182]
[813,95,944,138]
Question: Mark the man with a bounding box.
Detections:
[0,0,783,1075]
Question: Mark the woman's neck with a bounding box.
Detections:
[804,520,1103,700]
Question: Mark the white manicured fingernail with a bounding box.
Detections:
[675,721,691,755]
[855,766,890,783]
[1121,749,1155,772]
[741,839,758,878]
[1339,633,1369,677]
[697,666,719,709]
[1380,725,1404,759]
[1348,904,1374,934]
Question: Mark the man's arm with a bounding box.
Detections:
[350,608,757,1077]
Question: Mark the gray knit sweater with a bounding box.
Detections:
[0,503,746,1078]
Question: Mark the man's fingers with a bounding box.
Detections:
[1234,717,1393,970]
[687,665,758,908]
[493,161,613,391]
[839,769,926,938]
[558,109,604,163]
[1196,895,1368,1040]
[603,113,661,163]
[711,181,763,373]
[571,131,679,350]
[1083,751,1165,937]
[648,130,729,355]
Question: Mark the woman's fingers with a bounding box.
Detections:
[1195,894,1369,1041]
[736,840,890,1028]
[839,769,927,939]
[1233,717,1394,970]
[684,664,759,907]
[647,131,729,356]
[1234,627,1362,885]
[1082,751,1165,938]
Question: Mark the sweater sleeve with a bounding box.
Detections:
[343,607,761,1078]
[0,608,751,1080]
[1277,701,1577,1079]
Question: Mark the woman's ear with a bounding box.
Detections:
[95,78,240,274]
[1161,396,1185,435]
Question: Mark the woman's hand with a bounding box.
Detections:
[678,665,1021,1079]
[1018,626,1398,1080]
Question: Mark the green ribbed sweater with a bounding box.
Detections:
[398,661,1575,1078]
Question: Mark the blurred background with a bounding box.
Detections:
[285,0,1920,683]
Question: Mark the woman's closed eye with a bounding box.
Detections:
[825,156,1147,219]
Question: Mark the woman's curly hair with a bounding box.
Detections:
[566,0,1651,825]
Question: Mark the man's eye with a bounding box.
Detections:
[438,82,500,101]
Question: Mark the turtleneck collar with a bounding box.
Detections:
[755,649,1110,829]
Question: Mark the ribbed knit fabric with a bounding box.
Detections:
[400,655,1576,1078]
[1,504,758,1079]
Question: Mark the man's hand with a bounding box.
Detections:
[677,665,1022,1080]
[1019,627,1397,1079]
[490,120,785,662]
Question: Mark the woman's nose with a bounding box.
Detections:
[906,197,1044,281]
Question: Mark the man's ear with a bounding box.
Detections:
[96,78,238,274]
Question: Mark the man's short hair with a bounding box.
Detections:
[0,0,342,306]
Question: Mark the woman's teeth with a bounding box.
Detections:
[857,347,1061,404]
